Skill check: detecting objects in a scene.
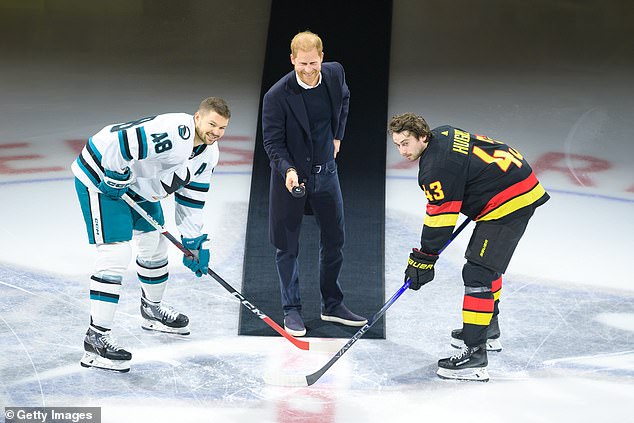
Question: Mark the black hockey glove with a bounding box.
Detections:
[405,248,438,290]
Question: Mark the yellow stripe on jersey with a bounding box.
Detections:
[423,212,460,228]
[478,183,546,221]
[462,310,494,326]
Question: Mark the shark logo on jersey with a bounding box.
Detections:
[178,125,191,140]
[161,168,191,195]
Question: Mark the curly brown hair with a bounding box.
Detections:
[388,113,431,139]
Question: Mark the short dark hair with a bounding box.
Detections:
[198,97,231,119]
[388,113,431,139]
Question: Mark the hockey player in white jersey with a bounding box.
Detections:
[72,97,231,372]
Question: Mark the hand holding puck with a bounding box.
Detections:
[291,185,306,198]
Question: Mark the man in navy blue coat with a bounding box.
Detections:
[262,31,367,337]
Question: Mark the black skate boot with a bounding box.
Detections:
[451,316,502,352]
[437,344,489,382]
[140,296,190,335]
[80,326,132,372]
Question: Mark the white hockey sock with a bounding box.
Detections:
[136,257,168,303]
[89,274,122,329]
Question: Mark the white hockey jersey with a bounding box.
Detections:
[71,113,219,238]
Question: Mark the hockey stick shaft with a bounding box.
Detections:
[267,217,472,386]
[121,193,331,352]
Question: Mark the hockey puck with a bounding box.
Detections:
[291,185,306,198]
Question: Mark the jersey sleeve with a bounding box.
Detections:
[101,117,156,171]
[88,122,147,175]
[419,166,466,254]
[418,131,468,254]
[94,116,169,176]
[174,144,218,238]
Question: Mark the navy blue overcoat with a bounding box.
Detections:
[262,62,350,251]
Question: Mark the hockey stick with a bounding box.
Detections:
[263,217,472,386]
[121,193,339,353]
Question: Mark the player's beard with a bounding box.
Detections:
[298,70,319,86]
[195,127,219,145]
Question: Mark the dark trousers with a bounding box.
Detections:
[276,161,345,314]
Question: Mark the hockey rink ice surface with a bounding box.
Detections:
[2,17,634,423]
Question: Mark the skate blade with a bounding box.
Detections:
[142,319,190,335]
[80,352,130,373]
[437,366,489,382]
[486,338,502,352]
[450,338,502,352]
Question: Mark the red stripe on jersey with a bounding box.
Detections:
[426,201,462,216]
[492,276,502,292]
[476,172,539,220]
[462,295,494,312]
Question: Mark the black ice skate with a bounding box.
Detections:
[140,296,190,335]
[451,316,502,352]
[80,326,132,372]
[437,344,489,382]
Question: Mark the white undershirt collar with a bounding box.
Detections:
[295,72,322,89]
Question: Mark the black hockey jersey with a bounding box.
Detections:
[418,125,549,253]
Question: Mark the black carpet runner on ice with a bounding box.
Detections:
[239,0,392,339]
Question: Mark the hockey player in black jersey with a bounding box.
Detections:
[389,113,549,382]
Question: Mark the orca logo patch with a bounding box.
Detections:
[178,125,191,140]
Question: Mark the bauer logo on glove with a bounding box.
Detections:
[407,257,434,270]
[404,248,438,290]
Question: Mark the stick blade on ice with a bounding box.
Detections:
[308,340,345,353]
[263,371,309,387]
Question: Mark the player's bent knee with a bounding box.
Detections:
[135,230,168,262]
[95,242,132,278]
[462,261,497,288]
